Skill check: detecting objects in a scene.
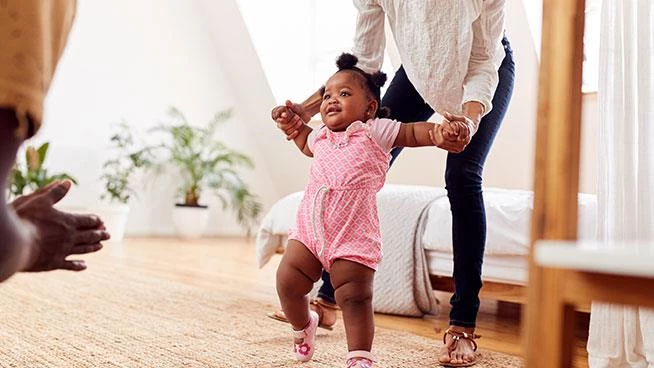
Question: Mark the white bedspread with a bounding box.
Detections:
[256,184,441,317]
[256,184,598,316]
[421,188,598,255]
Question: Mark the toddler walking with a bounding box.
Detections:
[275,53,459,367]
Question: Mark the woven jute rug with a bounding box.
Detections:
[0,261,522,367]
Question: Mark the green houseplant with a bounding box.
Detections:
[96,122,151,243]
[9,142,77,198]
[100,121,151,204]
[146,107,261,237]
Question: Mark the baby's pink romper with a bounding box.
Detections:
[288,118,401,272]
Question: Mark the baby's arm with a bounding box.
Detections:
[292,124,314,157]
[393,122,439,147]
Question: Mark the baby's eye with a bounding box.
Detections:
[323,94,330,100]
[340,91,350,97]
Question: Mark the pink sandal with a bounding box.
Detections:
[346,350,375,368]
[292,310,319,362]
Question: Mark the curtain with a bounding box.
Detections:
[587,0,654,367]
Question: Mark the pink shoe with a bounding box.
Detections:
[292,310,319,362]
[346,350,375,368]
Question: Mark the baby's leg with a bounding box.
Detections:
[330,259,375,352]
[276,239,322,330]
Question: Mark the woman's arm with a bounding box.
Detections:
[462,0,505,118]
[271,1,386,140]
[351,0,386,74]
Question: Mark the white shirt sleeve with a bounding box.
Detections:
[368,118,401,152]
[351,0,386,74]
[462,0,505,115]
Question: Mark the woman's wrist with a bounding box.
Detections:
[463,101,484,122]
[462,101,484,136]
[300,89,324,122]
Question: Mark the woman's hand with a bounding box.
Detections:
[271,100,308,140]
[442,111,478,144]
[429,122,468,153]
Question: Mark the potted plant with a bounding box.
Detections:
[146,107,261,238]
[9,142,77,198]
[96,122,150,243]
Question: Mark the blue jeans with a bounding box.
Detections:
[319,37,515,327]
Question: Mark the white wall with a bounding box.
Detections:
[35,0,279,236]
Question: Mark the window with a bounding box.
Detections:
[523,0,602,93]
[236,0,396,104]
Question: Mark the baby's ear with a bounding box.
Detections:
[367,99,379,117]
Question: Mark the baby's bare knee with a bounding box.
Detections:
[335,280,373,308]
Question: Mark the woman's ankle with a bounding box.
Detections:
[448,324,475,334]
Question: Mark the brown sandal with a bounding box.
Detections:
[439,328,482,367]
[267,297,339,331]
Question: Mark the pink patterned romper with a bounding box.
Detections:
[289,118,401,272]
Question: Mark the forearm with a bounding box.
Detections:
[394,122,436,147]
[299,89,323,122]
[0,112,36,281]
[463,0,505,115]
[352,0,386,73]
[462,101,484,134]
[0,209,36,282]
[293,125,314,157]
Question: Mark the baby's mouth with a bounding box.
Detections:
[326,106,340,116]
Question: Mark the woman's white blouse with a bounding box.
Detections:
[352,0,506,115]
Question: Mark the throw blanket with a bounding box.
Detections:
[256,184,443,317]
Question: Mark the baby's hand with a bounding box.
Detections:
[440,120,459,142]
[429,123,467,154]
[271,100,305,140]
[442,112,477,144]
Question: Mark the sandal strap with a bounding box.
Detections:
[442,328,481,352]
[292,317,314,339]
[346,350,376,362]
[311,297,339,310]
[292,329,307,339]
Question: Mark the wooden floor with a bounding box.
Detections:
[108,237,589,367]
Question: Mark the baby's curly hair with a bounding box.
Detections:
[321,53,391,118]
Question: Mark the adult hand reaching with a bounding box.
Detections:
[11,180,109,272]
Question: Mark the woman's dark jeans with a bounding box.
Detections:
[319,36,515,327]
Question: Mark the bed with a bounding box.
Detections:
[256,184,597,317]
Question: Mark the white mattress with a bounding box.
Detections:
[426,250,527,285]
[421,188,598,256]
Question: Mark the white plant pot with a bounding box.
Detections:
[94,204,130,244]
[172,204,209,239]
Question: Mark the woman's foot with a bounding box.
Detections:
[438,326,480,367]
[292,310,319,362]
[268,297,338,330]
[346,350,375,368]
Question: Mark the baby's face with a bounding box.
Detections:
[320,71,374,132]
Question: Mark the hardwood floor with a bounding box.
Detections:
[108,237,589,367]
